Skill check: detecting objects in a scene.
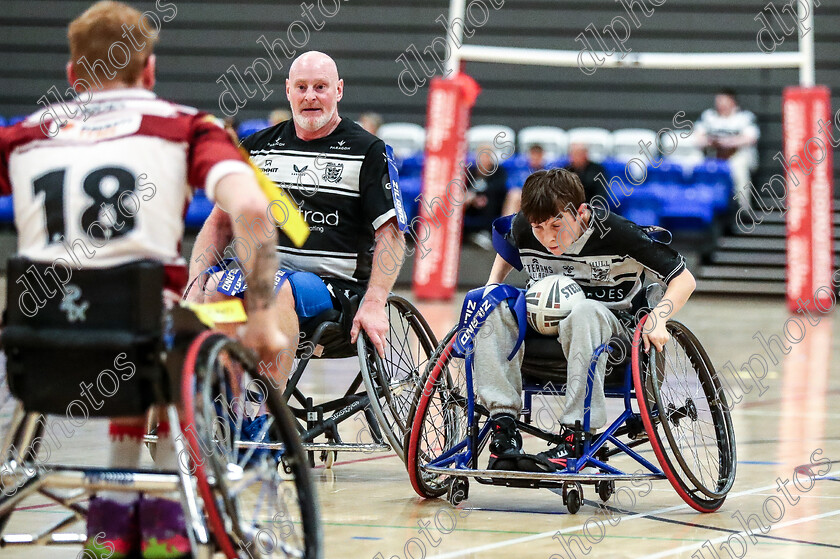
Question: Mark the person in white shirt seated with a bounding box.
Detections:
[695,88,760,211]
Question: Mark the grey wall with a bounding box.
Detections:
[2,0,839,188]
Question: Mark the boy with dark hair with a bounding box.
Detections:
[474,168,696,471]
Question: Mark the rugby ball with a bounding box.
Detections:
[525,275,586,335]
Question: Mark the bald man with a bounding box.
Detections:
[189,51,405,383]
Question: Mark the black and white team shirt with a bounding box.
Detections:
[241,118,397,284]
[504,207,686,312]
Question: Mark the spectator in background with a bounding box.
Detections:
[695,88,759,211]
[565,143,609,205]
[359,112,383,135]
[269,108,291,125]
[527,143,548,173]
[501,144,550,216]
[464,146,508,249]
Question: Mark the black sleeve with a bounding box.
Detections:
[360,139,397,231]
[623,221,686,284]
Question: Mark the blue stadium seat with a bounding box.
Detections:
[236,119,269,140]
[501,154,530,190]
[690,159,732,213]
[500,153,527,172]
[399,153,424,179]
[546,156,569,169]
[654,183,715,229]
[647,161,685,185]
[691,159,731,186]
[619,189,661,227]
[0,195,15,223]
[185,191,214,229]
[601,158,627,181]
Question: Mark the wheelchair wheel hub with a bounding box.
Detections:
[667,398,698,426]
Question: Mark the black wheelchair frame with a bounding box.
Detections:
[281,286,438,466]
[0,258,321,558]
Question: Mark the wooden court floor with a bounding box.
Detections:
[2,291,840,558]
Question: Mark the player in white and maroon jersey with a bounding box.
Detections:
[0,90,248,292]
[0,3,287,558]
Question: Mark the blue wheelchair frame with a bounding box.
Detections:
[425,340,664,480]
[410,315,677,514]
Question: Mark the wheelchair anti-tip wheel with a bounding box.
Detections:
[182,331,322,558]
[358,294,437,463]
[632,318,736,513]
[407,326,475,499]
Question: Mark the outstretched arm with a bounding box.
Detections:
[350,218,405,356]
[642,268,696,352]
[188,204,234,291]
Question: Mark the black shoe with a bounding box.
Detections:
[487,415,523,470]
[536,429,576,470]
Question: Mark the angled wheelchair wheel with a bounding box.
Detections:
[182,331,322,558]
[632,317,736,513]
[407,327,471,498]
[358,294,437,463]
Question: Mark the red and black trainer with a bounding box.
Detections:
[487,414,524,471]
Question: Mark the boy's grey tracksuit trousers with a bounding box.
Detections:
[472,298,622,431]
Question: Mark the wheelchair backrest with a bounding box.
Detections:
[3,257,168,417]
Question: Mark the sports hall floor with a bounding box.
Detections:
[2,286,840,559]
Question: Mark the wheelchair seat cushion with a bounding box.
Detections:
[3,257,168,417]
[296,278,364,359]
[521,329,631,389]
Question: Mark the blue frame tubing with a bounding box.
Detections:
[425,335,665,479]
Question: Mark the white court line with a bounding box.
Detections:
[638,508,840,559]
[430,481,785,559]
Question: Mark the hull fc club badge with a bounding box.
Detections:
[323,162,344,183]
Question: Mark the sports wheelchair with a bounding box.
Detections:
[406,288,737,515]
[0,258,320,558]
[281,282,437,466]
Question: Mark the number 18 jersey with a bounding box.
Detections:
[0,88,249,289]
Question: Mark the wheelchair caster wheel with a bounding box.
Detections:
[562,482,583,514]
[597,480,615,502]
[566,488,581,514]
[321,450,337,469]
[448,477,469,507]
[278,457,295,480]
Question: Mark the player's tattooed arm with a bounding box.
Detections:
[245,242,280,313]
[189,204,233,280]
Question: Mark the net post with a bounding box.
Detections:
[445,0,467,77]
[799,0,815,86]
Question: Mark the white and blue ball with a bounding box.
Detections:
[525,275,586,335]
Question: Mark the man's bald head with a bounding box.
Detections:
[286,51,344,139]
[288,51,339,82]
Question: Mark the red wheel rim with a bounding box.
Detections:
[631,316,721,513]
[180,330,239,557]
[406,338,455,498]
